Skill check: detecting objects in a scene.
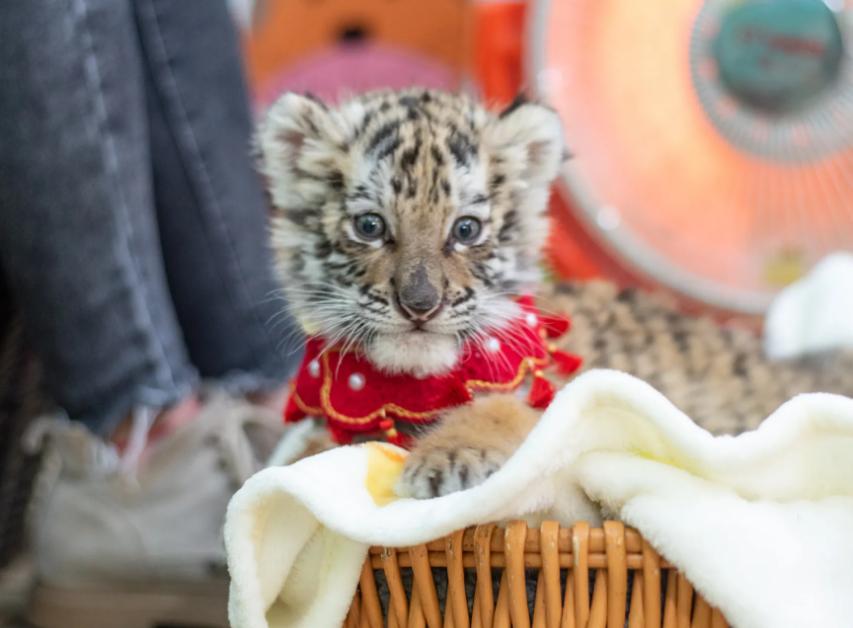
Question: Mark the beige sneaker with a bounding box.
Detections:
[24,391,286,628]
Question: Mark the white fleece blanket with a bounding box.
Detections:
[225,369,853,628]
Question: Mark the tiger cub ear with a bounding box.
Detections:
[485,95,566,190]
[256,93,350,210]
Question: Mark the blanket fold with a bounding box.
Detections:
[225,369,853,628]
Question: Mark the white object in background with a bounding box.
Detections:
[765,252,853,360]
[228,0,256,31]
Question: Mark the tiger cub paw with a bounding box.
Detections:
[396,394,539,498]
[399,444,509,498]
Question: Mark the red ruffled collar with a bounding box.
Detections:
[284,296,581,446]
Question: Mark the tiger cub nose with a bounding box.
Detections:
[396,266,442,321]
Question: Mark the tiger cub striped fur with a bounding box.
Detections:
[258,88,564,496]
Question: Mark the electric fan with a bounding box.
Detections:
[528,0,853,314]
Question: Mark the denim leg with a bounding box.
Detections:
[132,0,302,392]
[0,0,197,434]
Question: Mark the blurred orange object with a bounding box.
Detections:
[472,1,525,105]
[469,1,614,283]
[242,0,471,104]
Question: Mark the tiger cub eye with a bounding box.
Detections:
[354,213,386,240]
[451,216,482,244]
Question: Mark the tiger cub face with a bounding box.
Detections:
[258,89,564,376]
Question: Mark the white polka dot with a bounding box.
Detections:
[308,360,320,377]
[525,313,538,327]
[348,373,366,391]
[485,337,501,352]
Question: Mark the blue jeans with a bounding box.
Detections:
[0,0,300,434]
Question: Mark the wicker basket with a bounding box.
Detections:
[346,520,728,628]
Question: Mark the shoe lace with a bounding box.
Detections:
[206,397,283,484]
[121,406,155,474]
[23,396,284,485]
[24,414,119,477]
[24,406,161,481]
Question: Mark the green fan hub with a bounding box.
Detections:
[714,0,844,114]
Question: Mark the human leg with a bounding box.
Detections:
[0,3,284,625]
[133,0,302,395]
[0,0,197,435]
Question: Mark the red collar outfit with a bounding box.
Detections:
[284,296,581,446]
